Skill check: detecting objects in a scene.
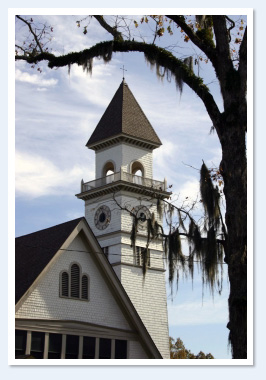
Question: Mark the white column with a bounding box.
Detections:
[78,336,83,359]
[111,339,115,359]
[61,334,66,359]
[95,337,99,359]
[25,331,31,355]
[43,332,49,359]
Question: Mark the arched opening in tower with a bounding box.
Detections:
[103,161,115,184]
[131,161,144,185]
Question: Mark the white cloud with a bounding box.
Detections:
[154,140,176,167]
[65,62,123,109]
[15,69,58,87]
[36,87,48,92]
[168,297,228,326]
[178,178,200,201]
[153,139,180,181]
[45,15,108,54]
[15,151,93,198]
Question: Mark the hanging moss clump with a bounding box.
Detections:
[200,226,223,294]
[130,217,138,253]
[144,49,185,94]
[183,56,194,74]
[157,198,163,220]
[178,208,187,233]
[200,161,221,229]
[166,228,185,287]
[174,66,183,93]
[146,217,153,243]
[80,57,93,74]
[188,247,194,282]
[99,42,113,62]
[141,247,149,277]
[188,219,202,258]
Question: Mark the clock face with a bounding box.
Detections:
[134,206,150,230]
[94,205,111,230]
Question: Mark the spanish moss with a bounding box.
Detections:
[130,216,138,253]
[165,228,185,287]
[184,56,194,74]
[157,198,163,219]
[178,208,187,233]
[200,162,221,229]
[188,219,202,257]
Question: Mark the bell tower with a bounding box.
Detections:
[76,80,171,359]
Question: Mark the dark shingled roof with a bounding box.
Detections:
[15,217,84,304]
[86,80,162,148]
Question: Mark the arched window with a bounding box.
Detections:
[131,161,144,184]
[81,275,89,300]
[70,264,80,298]
[61,271,69,297]
[60,263,89,301]
[102,161,115,184]
[131,161,144,176]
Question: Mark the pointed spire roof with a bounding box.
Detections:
[86,80,162,150]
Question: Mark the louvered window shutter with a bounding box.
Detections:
[81,275,88,300]
[71,264,80,298]
[61,271,69,297]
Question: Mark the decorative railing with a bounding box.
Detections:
[81,171,166,192]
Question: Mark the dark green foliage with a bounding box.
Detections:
[196,29,215,48]
[195,15,213,29]
[195,15,215,48]
[183,56,194,74]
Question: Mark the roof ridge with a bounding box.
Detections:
[121,81,161,143]
[16,217,84,239]
[86,81,161,149]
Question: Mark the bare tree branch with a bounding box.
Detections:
[16,15,44,54]
[93,15,123,41]
[166,15,216,61]
[15,39,222,138]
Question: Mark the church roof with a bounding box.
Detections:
[15,218,83,304]
[15,217,162,358]
[86,80,162,150]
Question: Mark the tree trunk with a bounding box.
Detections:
[220,113,247,359]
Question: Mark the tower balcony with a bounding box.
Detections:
[76,171,171,201]
[83,171,166,191]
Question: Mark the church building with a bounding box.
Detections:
[15,80,171,360]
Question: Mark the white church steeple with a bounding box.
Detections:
[76,80,170,359]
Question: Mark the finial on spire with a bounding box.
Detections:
[120,65,127,81]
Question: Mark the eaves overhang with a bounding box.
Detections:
[86,133,161,151]
[75,181,172,201]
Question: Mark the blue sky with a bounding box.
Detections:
[13,12,249,360]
